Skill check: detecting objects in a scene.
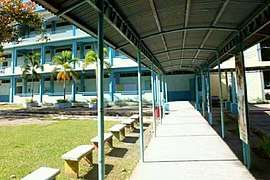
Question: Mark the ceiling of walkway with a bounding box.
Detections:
[34,0,270,73]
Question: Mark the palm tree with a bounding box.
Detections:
[53,50,79,101]
[83,48,111,91]
[21,52,42,100]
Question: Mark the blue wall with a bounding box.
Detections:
[0,95,9,102]
[168,91,192,101]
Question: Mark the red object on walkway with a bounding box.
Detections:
[154,106,160,118]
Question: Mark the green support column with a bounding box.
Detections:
[10,48,17,103]
[230,70,238,114]
[165,76,168,103]
[72,40,77,102]
[97,0,105,179]
[225,71,230,110]
[9,77,15,103]
[11,48,16,74]
[137,49,144,162]
[157,75,162,123]
[201,70,206,117]
[195,73,200,111]
[218,60,225,138]
[161,75,165,118]
[151,67,156,137]
[206,69,213,125]
[235,48,251,169]
[109,71,115,102]
[39,76,44,103]
[39,45,45,104]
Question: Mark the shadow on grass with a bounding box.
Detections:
[133,127,148,133]
[122,136,139,144]
[107,147,128,158]
[81,164,114,179]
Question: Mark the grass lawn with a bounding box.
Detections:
[0,119,133,179]
[0,103,24,110]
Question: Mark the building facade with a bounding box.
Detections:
[211,43,270,103]
[0,11,195,104]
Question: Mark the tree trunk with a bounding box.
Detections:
[31,76,34,100]
[95,65,98,95]
[63,79,66,100]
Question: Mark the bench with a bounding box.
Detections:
[22,167,60,180]
[62,145,95,178]
[110,124,126,141]
[121,118,137,131]
[130,114,139,121]
[91,133,113,149]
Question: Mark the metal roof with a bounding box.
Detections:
[34,0,270,74]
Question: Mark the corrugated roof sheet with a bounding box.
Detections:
[33,0,270,73]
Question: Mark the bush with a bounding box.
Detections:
[257,135,270,159]
[88,98,97,104]
[25,98,35,103]
[114,99,128,107]
[57,99,69,103]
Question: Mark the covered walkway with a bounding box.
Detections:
[131,101,254,180]
[32,1,270,179]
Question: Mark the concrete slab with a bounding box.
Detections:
[130,101,255,180]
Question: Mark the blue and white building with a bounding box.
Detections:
[0,11,195,104]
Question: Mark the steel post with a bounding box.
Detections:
[97,0,105,179]
[218,60,225,138]
[137,49,144,162]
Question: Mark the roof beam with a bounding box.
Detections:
[161,58,208,64]
[142,27,238,40]
[118,27,238,49]
[163,62,202,68]
[164,66,195,72]
[154,48,218,56]
[208,2,270,68]
[191,0,230,65]
[56,1,88,16]
[148,0,170,60]
[180,0,191,69]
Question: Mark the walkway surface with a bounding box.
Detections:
[131,101,255,180]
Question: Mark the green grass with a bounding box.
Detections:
[0,120,117,179]
[0,103,24,110]
[257,135,270,159]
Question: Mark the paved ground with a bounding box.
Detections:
[130,101,255,180]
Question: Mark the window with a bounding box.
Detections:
[16,86,22,94]
[263,71,270,89]
[260,40,270,61]
[55,47,72,53]
[2,61,8,67]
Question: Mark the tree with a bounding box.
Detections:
[0,0,44,49]
[83,48,111,91]
[53,50,79,101]
[21,51,42,100]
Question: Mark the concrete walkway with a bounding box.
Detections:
[131,101,255,180]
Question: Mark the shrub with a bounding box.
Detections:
[114,99,128,107]
[88,98,97,104]
[257,135,270,159]
[25,98,35,103]
[57,99,69,103]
